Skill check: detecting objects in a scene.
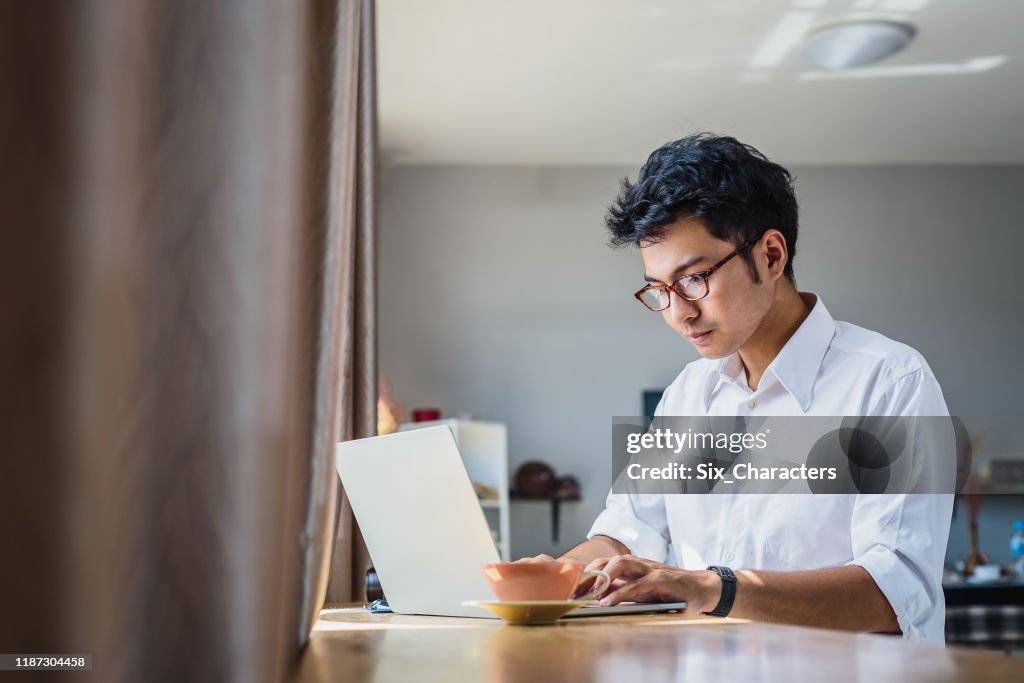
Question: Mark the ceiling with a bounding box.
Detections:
[377,0,1024,166]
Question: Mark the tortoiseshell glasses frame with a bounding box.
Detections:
[633,233,765,311]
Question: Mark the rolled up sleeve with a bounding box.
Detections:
[845,361,954,643]
[589,395,677,562]
[587,489,670,563]
[845,492,953,643]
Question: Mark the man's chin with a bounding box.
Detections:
[687,337,735,360]
[678,329,736,359]
[694,346,730,360]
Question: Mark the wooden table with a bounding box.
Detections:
[293,606,1024,682]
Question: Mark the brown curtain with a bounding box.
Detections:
[0,0,375,680]
[293,0,377,641]
[324,0,378,607]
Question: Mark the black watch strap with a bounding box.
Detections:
[705,565,737,617]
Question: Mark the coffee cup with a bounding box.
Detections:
[482,561,611,602]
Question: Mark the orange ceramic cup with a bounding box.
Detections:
[482,562,611,602]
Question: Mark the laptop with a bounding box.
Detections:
[335,425,686,618]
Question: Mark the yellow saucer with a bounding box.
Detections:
[462,600,590,625]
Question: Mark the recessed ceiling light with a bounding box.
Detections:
[802,19,916,70]
[800,55,1007,80]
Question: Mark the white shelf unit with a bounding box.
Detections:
[398,419,510,560]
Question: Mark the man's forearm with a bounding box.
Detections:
[730,565,900,633]
[558,535,630,563]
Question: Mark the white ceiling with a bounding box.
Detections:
[378,0,1024,166]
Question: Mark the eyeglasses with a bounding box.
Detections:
[634,233,764,312]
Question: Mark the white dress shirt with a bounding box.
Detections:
[588,293,953,643]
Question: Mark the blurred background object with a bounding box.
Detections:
[514,461,557,499]
[554,475,582,500]
[412,407,443,422]
[377,377,405,435]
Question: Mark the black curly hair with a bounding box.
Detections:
[606,133,799,282]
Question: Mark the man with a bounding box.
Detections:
[523,133,953,643]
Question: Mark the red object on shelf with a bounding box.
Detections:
[412,408,441,422]
[514,461,557,498]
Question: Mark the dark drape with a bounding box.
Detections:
[0,0,376,680]
[324,0,377,606]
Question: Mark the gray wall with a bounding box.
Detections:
[379,164,1024,565]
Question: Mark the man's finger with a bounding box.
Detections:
[598,580,648,606]
[572,575,625,600]
[601,555,650,581]
[603,578,627,597]
[598,576,668,606]
[599,570,691,607]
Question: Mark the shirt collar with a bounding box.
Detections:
[711,292,837,413]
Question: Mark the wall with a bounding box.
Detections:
[378,164,1024,564]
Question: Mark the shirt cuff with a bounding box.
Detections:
[587,508,669,563]
[846,544,930,641]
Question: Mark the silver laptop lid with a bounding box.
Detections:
[335,425,500,617]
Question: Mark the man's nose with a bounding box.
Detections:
[664,289,699,324]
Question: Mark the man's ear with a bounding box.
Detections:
[763,230,788,279]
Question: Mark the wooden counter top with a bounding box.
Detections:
[293,606,1024,683]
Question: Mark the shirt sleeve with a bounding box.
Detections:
[587,394,674,562]
[587,488,671,563]
[845,366,954,643]
[845,493,952,642]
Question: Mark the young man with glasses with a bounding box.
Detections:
[521,133,953,643]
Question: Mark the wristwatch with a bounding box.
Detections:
[705,565,737,617]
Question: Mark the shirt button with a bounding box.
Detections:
[722,551,735,562]
[746,400,756,409]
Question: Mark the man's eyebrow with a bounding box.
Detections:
[643,255,709,284]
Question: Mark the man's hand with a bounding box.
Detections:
[513,535,630,567]
[584,554,722,614]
